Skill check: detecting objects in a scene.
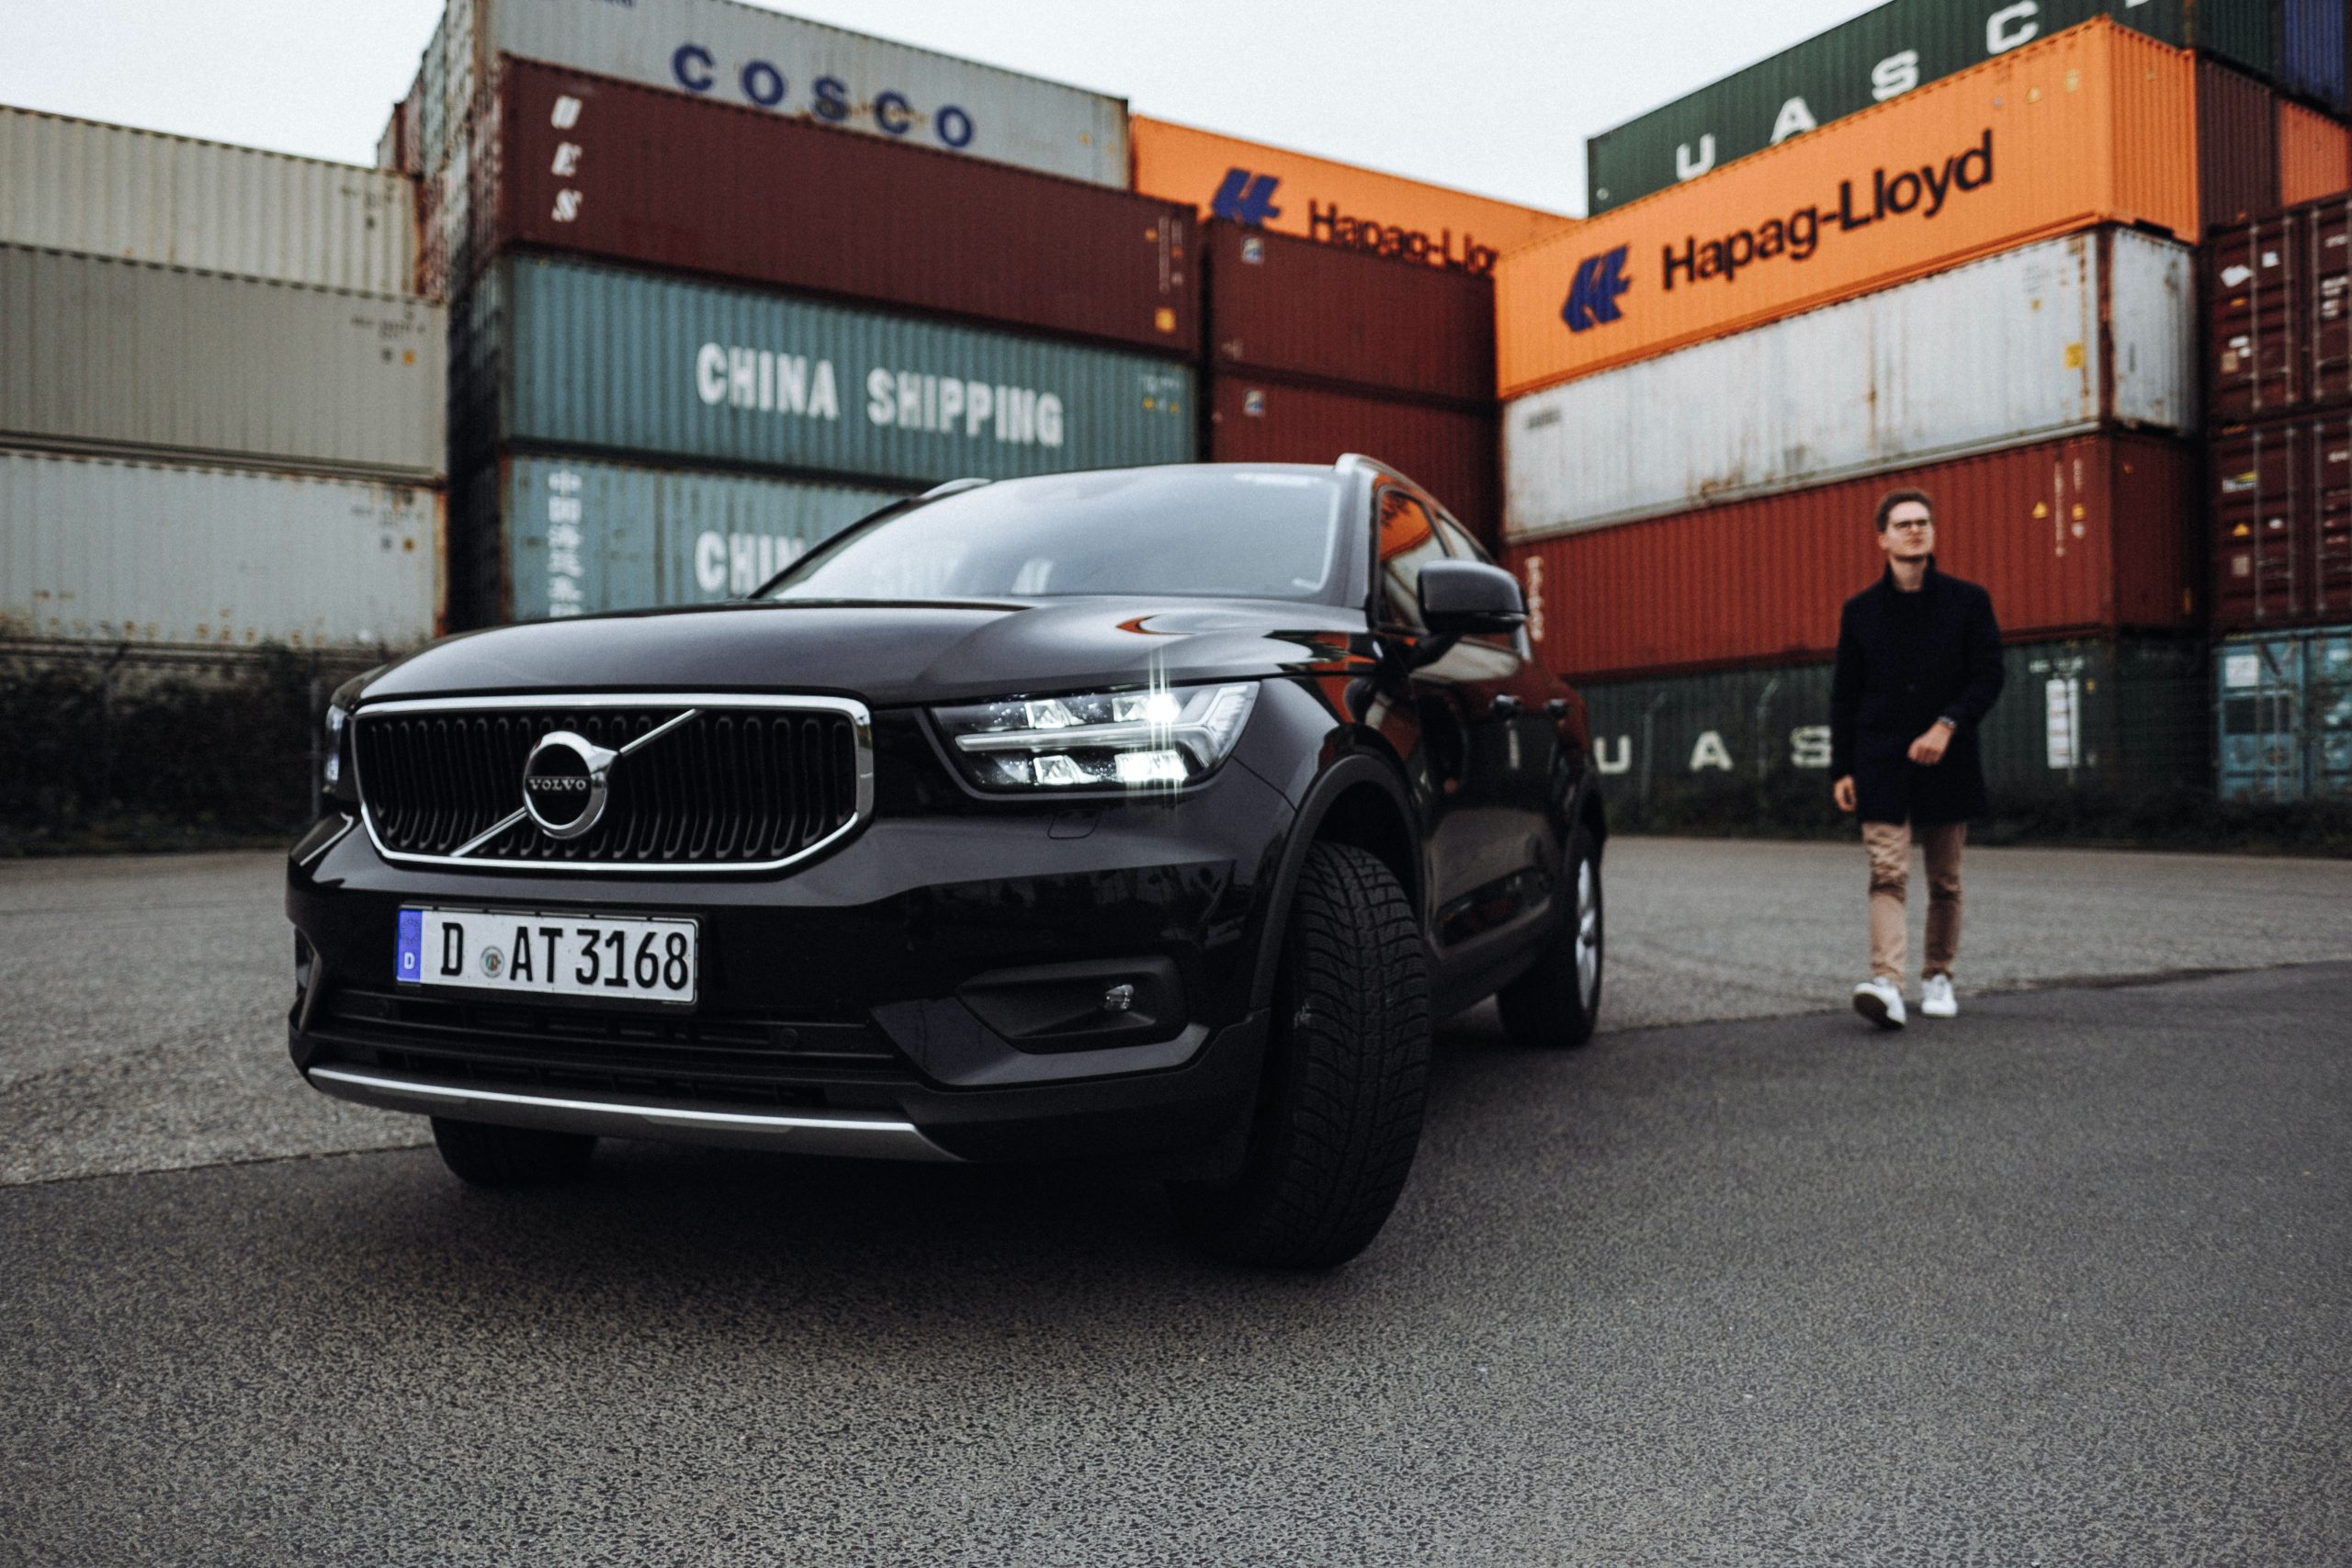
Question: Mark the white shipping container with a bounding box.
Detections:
[0,448,441,650]
[412,0,1129,186]
[0,245,447,481]
[1503,227,2197,543]
[0,107,418,297]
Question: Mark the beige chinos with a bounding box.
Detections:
[1862,819,1966,984]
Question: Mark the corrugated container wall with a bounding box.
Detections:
[1501,434,2199,681]
[1205,378,1500,542]
[2279,0,2349,110]
[419,0,1128,186]
[2197,58,2280,234]
[1203,221,1494,405]
[1498,20,2198,397]
[471,58,1197,355]
[0,449,441,650]
[464,256,1195,486]
[464,453,901,626]
[1583,1,2271,214]
[0,246,447,480]
[2210,412,2352,628]
[2206,193,2352,418]
[1129,117,1574,266]
[2278,99,2352,204]
[2215,625,2352,799]
[1505,227,2195,540]
[0,106,417,295]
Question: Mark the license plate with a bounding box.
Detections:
[396,907,698,1004]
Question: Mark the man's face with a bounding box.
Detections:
[1881,502,1934,563]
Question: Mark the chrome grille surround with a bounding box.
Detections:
[351,693,874,874]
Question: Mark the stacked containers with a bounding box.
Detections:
[0,107,445,653]
[422,51,1196,625]
[1498,20,2211,810]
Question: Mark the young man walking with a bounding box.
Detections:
[1830,488,2005,1030]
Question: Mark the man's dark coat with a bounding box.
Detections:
[1829,561,2005,826]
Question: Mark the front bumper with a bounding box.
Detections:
[287,765,1292,1166]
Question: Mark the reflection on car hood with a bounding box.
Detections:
[357,598,1368,707]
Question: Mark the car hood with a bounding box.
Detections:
[356,598,1368,708]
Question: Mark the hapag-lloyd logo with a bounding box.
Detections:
[1563,130,1996,333]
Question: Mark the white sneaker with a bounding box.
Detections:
[1851,977,1907,1031]
[1920,975,1958,1018]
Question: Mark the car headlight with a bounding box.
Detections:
[321,701,356,805]
[932,682,1259,791]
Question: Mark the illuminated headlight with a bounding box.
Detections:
[933,682,1259,791]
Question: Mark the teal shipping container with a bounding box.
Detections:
[458,256,1197,487]
[2215,626,2352,799]
[1585,1,2278,213]
[458,453,904,626]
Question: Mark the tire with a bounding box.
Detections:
[429,1116,596,1188]
[1497,825,1602,1050]
[1168,842,1430,1269]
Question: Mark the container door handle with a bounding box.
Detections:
[1544,698,1571,718]
[1491,694,1524,716]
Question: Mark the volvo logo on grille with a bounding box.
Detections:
[522,730,618,840]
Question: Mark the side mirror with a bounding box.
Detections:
[1419,559,1526,637]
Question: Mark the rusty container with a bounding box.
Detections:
[1496,19,2199,397]
[1205,375,1500,546]
[2278,98,2352,206]
[471,56,1198,355]
[1130,116,1572,272]
[1498,434,2197,682]
[2211,413,2352,629]
[1203,220,1494,406]
[2197,57,2280,234]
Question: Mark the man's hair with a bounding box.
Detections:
[1875,487,1934,533]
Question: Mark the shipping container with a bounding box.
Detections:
[1502,434,2198,682]
[1574,637,2211,825]
[1500,20,2198,398]
[0,246,447,480]
[2208,211,2302,417]
[413,0,1127,187]
[2196,56,2279,235]
[2210,413,2352,628]
[2278,98,2352,205]
[1129,116,1573,269]
[0,106,417,295]
[2279,0,2349,111]
[461,254,1195,485]
[1584,2,2273,214]
[1505,227,2194,539]
[2215,625,2352,797]
[0,447,440,650]
[1203,221,1494,405]
[457,451,903,626]
[465,57,1195,355]
[1204,375,1499,545]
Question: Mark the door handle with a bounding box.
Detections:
[1544,697,1571,718]
[1490,694,1524,716]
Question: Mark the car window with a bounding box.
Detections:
[1375,489,1447,632]
[1432,513,1493,566]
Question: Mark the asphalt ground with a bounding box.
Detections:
[4,961,2347,1565]
[5,839,2351,1185]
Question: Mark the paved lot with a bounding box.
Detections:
[5,840,2351,1185]
[4,963,2346,1565]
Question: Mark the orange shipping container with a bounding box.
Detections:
[1495,18,2197,398]
[1130,116,1572,276]
[2278,100,2352,209]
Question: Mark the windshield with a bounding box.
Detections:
[762,467,1349,604]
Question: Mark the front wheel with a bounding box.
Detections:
[1497,826,1602,1049]
[1168,842,1430,1269]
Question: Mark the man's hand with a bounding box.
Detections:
[1908,720,1954,765]
[1833,775,1857,813]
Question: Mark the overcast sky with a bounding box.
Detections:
[1,0,1889,216]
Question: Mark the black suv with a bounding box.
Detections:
[288,457,1604,1267]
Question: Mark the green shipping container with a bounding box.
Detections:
[2214,626,2352,800]
[458,256,1197,486]
[1575,637,2211,829]
[1585,1,2276,214]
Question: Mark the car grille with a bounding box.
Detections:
[354,697,869,870]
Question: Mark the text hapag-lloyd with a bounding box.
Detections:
[694,344,1066,446]
[1665,130,1993,289]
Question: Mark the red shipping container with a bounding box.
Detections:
[1500,434,2197,682]
[473,56,1198,355]
[2306,196,2352,403]
[2210,214,2303,417]
[1203,220,1494,406]
[2211,414,2352,630]
[2199,58,2280,236]
[1206,375,1499,546]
